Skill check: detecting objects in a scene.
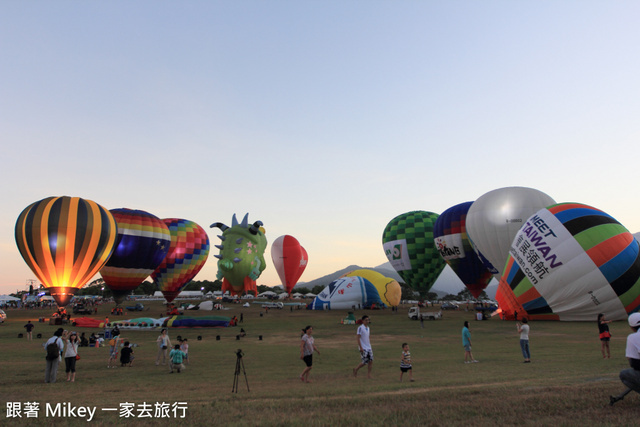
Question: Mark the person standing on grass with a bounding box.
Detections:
[462,321,478,363]
[44,328,66,383]
[400,343,414,382]
[64,331,80,382]
[598,313,612,359]
[107,333,123,368]
[517,318,531,363]
[24,320,34,341]
[156,328,171,366]
[300,326,320,383]
[610,313,640,405]
[353,315,373,378]
[180,338,189,365]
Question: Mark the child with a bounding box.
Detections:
[400,343,414,382]
[169,344,186,373]
[120,341,134,367]
[180,338,189,365]
[107,334,122,368]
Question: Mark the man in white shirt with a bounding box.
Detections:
[610,313,640,405]
[353,315,373,379]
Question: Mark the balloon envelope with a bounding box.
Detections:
[271,235,308,294]
[15,196,118,306]
[382,211,445,293]
[151,219,210,303]
[434,202,493,298]
[100,209,171,305]
[342,269,401,307]
[466,187,556,278]
[496,203,640,321]
[309,276,383,310]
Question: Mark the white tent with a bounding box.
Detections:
[0,295,20,302]
[258,291,277,297]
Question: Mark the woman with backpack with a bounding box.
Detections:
[45,328,66,383]
[64,331,80,382]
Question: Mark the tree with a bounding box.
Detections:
[311,285,325,295]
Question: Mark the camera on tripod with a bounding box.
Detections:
[233,349,249,393]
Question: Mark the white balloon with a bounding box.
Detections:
[466,187,556,278]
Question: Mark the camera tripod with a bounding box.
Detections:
[232,349,250,393]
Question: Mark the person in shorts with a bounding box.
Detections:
[400,343,414,382]
[299,326,320,383]
[353,315,373,378]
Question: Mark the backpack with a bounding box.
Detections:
[46,339,59,361]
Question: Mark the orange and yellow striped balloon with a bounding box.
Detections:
[15,196,118,306]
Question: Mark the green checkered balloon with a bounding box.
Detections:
[382,211,445,293]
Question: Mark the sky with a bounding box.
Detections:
[2,1,640,296]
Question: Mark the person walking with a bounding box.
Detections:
[299,326,320,383]
[156,328,171,366]
[517,318,531,363]
[400,343,414,382]
[610,313,640,405]
[64,331,80,382]
[462,321,478,363]
[353,315,373,378]
[24,320,34,341]
[44,328,66,383]
[598,313,612,359]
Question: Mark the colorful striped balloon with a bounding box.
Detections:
[15,196,118,306]
[100,209,171,305]
[151,219,210,303]
[496,203,640,321]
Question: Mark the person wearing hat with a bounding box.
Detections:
[63,331,80,382]
[610,312,640,405]
[44,328,67,383]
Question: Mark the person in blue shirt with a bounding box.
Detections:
[462,321,478,364]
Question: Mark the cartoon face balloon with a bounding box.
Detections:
[466,187,556,278]
[151,219,210,303]
[211,214,267,296]
[100,209,171,305]
[496,203,640,321]
[382,211,445,294]
[271,235,308,295]
[15,196,118,306]
[434,202,493,298]
[342,269,401,307]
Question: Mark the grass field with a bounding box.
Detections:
[1,300,639,426]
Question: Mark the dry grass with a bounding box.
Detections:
[1,300,638,426]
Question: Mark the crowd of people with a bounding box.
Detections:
[34,305,640,409]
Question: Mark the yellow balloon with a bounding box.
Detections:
[342,269,401,307]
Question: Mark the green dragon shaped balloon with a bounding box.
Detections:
[210,213,267,296]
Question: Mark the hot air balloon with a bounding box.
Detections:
[496,203,640,321]
[308,276,383,310]
[15,196,118,306]
[434,202,494,298]
[100,209,171,305]
[466,187,556,278]
[151,219,210,303]
[342,269,401,307]
[210,214,267,296]
[271,235,308,295]
[382,211,445,294]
